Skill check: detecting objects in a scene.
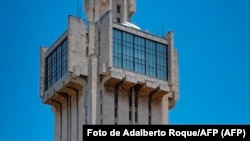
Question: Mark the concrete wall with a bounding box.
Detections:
[137,95,149,124]
[84,0,135,23]
[103,67,170,125]
[79,88,85,140]
[40,47,48,98]
[165,32,179,109]
[70,93,77,141]
[151,94,169,124]
[98,11,112,74]
[118,91,130,124]
[86,55,98,124]
[68,16,88,77]
[102,87,115,124]
[40,15,90,141]
[53,103,61,141]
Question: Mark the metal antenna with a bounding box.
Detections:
[162,25,164,36]
[76,0,81,18]
[79,0,83,19]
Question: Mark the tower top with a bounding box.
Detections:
[84,0,136,22]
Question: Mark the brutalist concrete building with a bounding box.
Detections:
[39,0,179,140]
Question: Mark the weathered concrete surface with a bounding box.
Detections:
[39,1,178,140]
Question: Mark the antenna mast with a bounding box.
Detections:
[76,0,81,18]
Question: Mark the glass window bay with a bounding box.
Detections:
[113,28,168,80]
[45,38,68,90]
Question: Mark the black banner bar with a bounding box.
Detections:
[83,125,250,140]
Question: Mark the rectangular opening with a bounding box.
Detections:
[86,47,89,56]
[100,104,102,115]
[117,17,121,23]
[86,33,89,43]
[117,5,121,14]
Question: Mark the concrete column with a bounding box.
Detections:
[52,102,62,141]
[61,100,67,141]
[102,90,115,124]
[137,95,149,124]
[86,55,98,124]
[131,87,135,124]
[40,47,48,98]
[123,0,128,22]
[88,24,95,56]
[151,99,161,124]
[161,95,169,124]
[79,89,85,140]
[165,31,179,108]
[94,0,100,22]
[70,93,77,141]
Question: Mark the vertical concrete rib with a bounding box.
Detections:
[51,100,62,141]
[123,0,128,22]
[148,89,158,125]
[131,87,135,124]
[60,103,62,141]
[114,86,117,124]
[87,55,98,124]
[128,88,132,124]
[57,93,69,141]
[69,96,71,140]
[114,80,123,124]
[134,85,140,124]
[76,90,79,141]
[79,89,84,141]
[100,88,103,124]
[66,86,79,141]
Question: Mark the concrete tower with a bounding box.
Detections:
[39,0,179,141]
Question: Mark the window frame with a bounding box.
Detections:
[45,38,68,90]
[112,28,168,80]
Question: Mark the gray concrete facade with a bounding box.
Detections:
[39,0,178,141]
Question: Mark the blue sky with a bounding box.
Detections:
[0,0,249,140]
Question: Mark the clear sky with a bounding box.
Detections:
[0,0,250,140]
